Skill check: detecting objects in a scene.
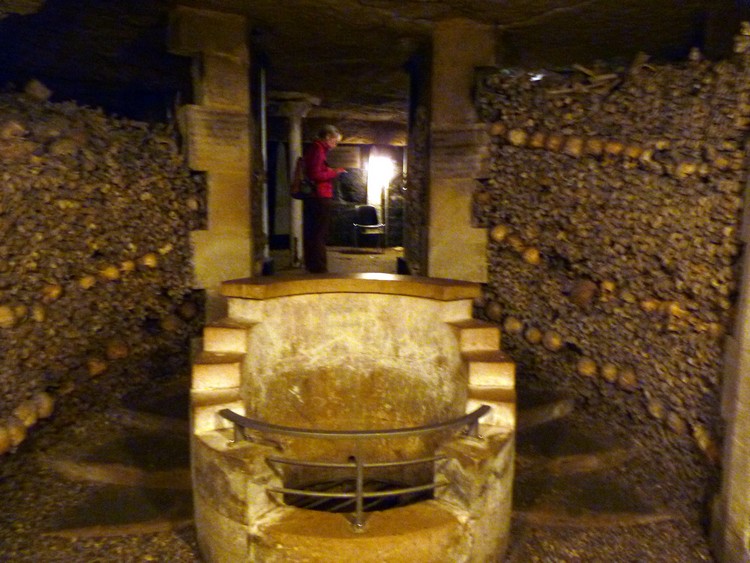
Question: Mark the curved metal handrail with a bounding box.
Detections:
[218,404,492,530]
[219,404,490,442]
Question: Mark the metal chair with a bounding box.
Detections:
[352,204,385,252]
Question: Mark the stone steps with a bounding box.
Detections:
[516,387,575,432]
[447,317,516,431]
[201,318,254,353]
[516,415,634,474]
[42,484,193,538]
[450,318,502,351]
[507,389,713,561]
[38,382,195,538]
[45,458,192,489]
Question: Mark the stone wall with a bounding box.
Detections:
[473,46,749,521]
[0,84,204,454]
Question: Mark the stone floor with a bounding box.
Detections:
[0,246,717,562]
[271,245,405,275]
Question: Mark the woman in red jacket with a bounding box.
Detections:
[302,125,345,273]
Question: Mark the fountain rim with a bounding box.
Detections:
[221,273,482,301]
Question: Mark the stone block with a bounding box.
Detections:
[194,489,249,563]
[428,178,488,282]
[463,350,515,388]
[227,298,266,323]
[467,396,516,429]
[192,394,243,434]
[193,432,279,525]
[168,6,248,60]
[438,298,474,323]
[192,352,244,390]
[193,435,249,524]
[450,318,500,352]
[431,18,495,126]
[195,53,250,110]
[203,320,252,353]
[437,430,513,485]
[464,457,513,561]
[0,0,45,16]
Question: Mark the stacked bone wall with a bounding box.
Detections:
[473,45,750,519]
[0,86,205,453]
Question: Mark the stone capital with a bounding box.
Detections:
[269,92,321,120]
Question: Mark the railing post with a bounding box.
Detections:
[352,456,365,532]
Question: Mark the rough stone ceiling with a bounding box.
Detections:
[0,0,744,122]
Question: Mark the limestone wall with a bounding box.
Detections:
[473,45,749,524]
[0,85,204,453]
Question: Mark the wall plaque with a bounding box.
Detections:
[431,143,490,179]
[181,105,250,172]
[430,126,491,179]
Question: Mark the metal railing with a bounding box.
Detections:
[219,405,490,530]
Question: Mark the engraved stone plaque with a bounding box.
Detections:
[181,105,250,172]
[430,126,491,179]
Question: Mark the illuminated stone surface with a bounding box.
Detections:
[192,274,516,562]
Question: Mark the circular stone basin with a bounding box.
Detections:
[191,275,515,563]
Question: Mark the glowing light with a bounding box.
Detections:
[366,155,395,206]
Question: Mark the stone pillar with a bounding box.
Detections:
[712,23,750,562]
[427,18,495,282]
[169,6,253,320]
[713,206,750,561]
[275,98,317,267]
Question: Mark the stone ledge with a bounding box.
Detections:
[192,352,244,391]
[469,387,516,403]
[191,391,242,434]
[450,319,501,352]
[251,501,466,562]
[203,319,254,353]
[463,350,516,390]
[221,273,481,301]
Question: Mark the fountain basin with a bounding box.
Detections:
[191,274,516,562]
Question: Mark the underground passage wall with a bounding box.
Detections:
[0,84,205,452]
[473,43,749,525]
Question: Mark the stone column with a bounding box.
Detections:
[711,22,750,562]
[427,18,495,282]
[272,95,319,267]
[168,6,253,321]
[713,205,750,560]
